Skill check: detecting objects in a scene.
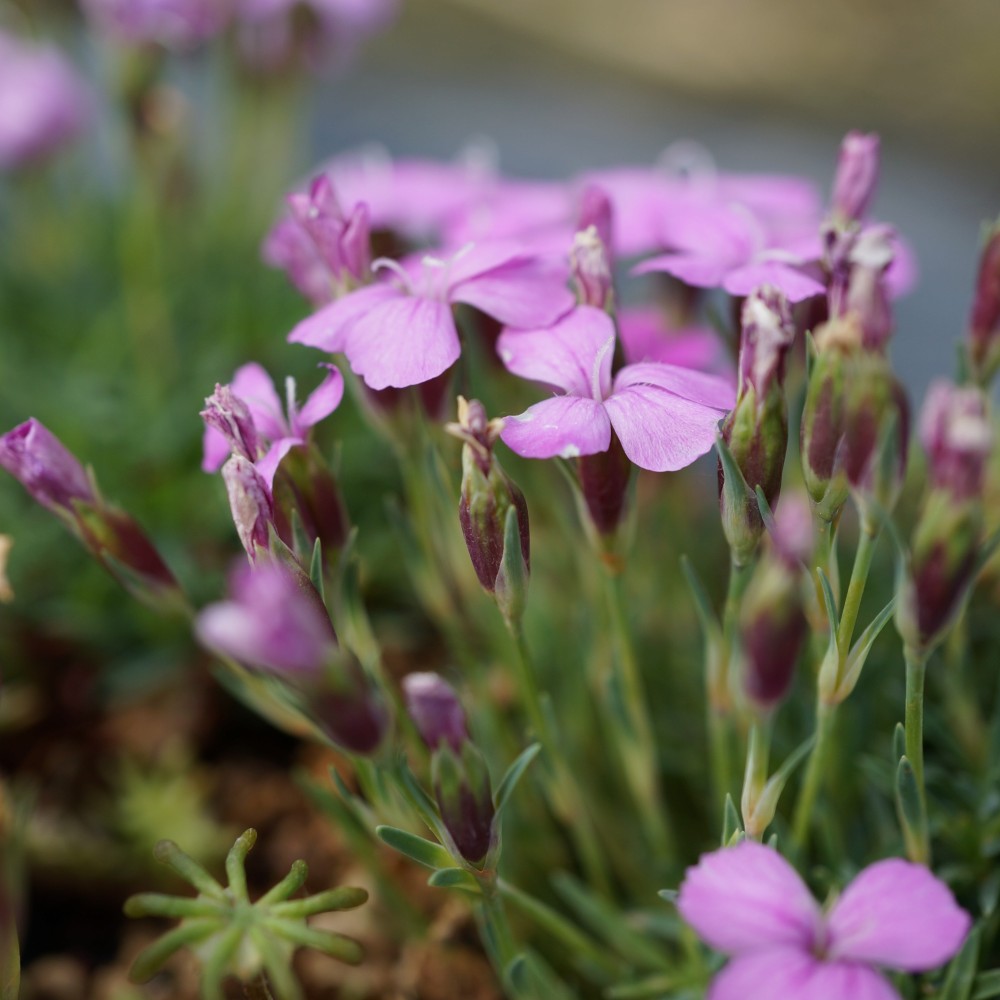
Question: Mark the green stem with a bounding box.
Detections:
[904,646,931,864]
[601,569,673,861]
[790,699,834,853]
[740,717,773,840]
[479,882,520,992]
[507,623,613,895]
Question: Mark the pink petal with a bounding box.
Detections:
[497,306,615,398]
[723,260,825,302]
[709,950,900,1000]
[295,364,344,431]
[659,200,757,261]
[885,232,917,298]
[632,251,734,289]
[613,362,735,411]
[604,380,726,472]
[344,295,459,390]
[255,437,299,491]
[231,362,286,442]
[617,307,726,373]
[288,282,397,353]
[676,842,822,955]
[501,395,611,460]
[826,859,971,972]
[451,255,574,329]
[202,425,230,473]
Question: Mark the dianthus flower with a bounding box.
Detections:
[289,241,574,389]
[677,841,970,1000]
[499,306,734,471]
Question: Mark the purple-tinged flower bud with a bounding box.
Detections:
[897,382,991,655]
[829,226,895,351]
[222,455,274,561]
[0,418,95,517]
[201,385,259,464]
[262,217,332,307]
[447,398,530,597]
[577,183,613,251]
[403,672,469,753]
[719,287,796,564]
[196,561,336,675]
[570,225,614,310]
[831,131,880,223]
[967,220,1000,386]
[578,433,632,544]
[312,659,390,757]
[432,742,497,870]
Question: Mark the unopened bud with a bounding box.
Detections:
[578,432,631,541]
[921,380,992,501]
[837,226,895,351]
[577,183,613,250]
[432,742,497,869]
[831,131,880,223]
[719,287,795,562]
[448,398,530,597]
[570,225,614,310]
[403,672,469,753]
[967,220,1000,386]
[222,455,274,561]
[201,385,259,464]
[313,657,390,757]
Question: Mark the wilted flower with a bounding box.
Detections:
[677,841,970,1000]
[221,455,274,561]
[0,31,90,171]
[289,241,574,389]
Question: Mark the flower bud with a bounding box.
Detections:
[312,657,390,757]
[578,432,632,541]
[831,131,880,223]
[432,742,497,869]
[739,498,812,712]
[403,672,469,753]
[719,287,795,563]
[896,382,992,653]
[577,183,613,250]
[967,220,1000,386]
[570,225,614,310]
[447,398,530,594]
[201,385,259,464]
[222,455,274,561]
[0,418,95,517]
[836,226,895,351]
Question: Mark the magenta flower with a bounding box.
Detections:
[634,200,825,303]
[289,241,574,390]
[0,418,95,515]
[617,306,731,377]
[677,841,970,1000]
[499,306,734,472]
[0,32,90,171]
[196,561,336,675]
[202,362,344,488]
[80,0,229,49]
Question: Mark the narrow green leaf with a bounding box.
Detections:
[375,825,452,870]
[894,757,923,853]
[680,555,721,639]
[122,892,225,919]
[939,925,981,1000]
[308,536,325,603]
[494,743,542,816]
[427,868,481,894]
[839,595,897,698]
[128,919,218,983]
[816,567,841,638]
[972,968,1000,999]
[893,723,906,765]
[721,794,742,846]
[152,840,225,900]
[605,973,681,999]
[272,886,369,918]
[224,829,256,903]
[505,950,575,1000]
[753,484,777,538]
[255,860,309,907]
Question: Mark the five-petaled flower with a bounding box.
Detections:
[499,306,734,472]
[677,841,970,1000]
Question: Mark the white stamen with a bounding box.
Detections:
[591,336,616,402]
[372,256,415,295]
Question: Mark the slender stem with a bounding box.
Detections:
[600,569,674,861]
[478,882,520,993]
[740,717,773,840]
[904,646,931,864]
[507,623,613,895]
[790,699,834,853]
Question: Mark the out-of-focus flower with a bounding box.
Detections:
[289,241,574,389]
[196,560,335,674]
[403,672,469,754]
[235,0,398,73]
[221,455,274,561]
[499,306,733,472]
[0,31,90,171]
[634,200,825,303]
[617,307,729,375]
[831,131,880,225]
[80,0,230,50]
[897,381,992,654]
[967,219,1000,386]
[677,841,970,1000]
[202,362,344,488]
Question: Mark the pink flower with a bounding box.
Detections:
[289,241,574,390]
[201,362,344,488]
[80,0,229,49]
[498,306,734,472]
[677,841,971,1000]
[0,32,90,171]
[634,200,826,303]
[617,306,731,377]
